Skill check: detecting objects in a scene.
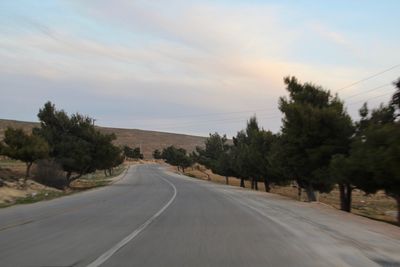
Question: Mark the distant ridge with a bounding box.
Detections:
[0,119,206,159]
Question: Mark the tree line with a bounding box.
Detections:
[155,76,400,223]
[123,145,144,160]
[0,102,125,188]
[154,146,193,172]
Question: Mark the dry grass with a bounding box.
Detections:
[0,119,206,159]
[0,176,62,208]
[180,164,398,225]
[0,158,26,180]
[70,164,127,189]
[0,158,128,207]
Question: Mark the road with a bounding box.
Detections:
[0,164,399,267]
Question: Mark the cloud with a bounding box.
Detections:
[310,23,349,46]
[1,0,399,135]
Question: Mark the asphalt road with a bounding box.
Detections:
[1,164,400,267]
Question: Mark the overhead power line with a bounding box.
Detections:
[126,65,399,132]
[337,64,400,92]
[153,66,399,123]
[347,91,394,106]
[129,66,400,126]
[345,83,392,100]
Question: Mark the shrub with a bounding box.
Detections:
[34,159,67,189]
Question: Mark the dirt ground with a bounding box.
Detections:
[177,164,398,225]
[0,159,129,207]
[0,179,62,207]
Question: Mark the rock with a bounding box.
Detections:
[385,210,399,218]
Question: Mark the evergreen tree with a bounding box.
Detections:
[2,127,49,180]
[279,77,353,201]
[34,101,122,186]
[153,149,162,159]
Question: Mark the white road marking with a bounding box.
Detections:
[86,173,177,267]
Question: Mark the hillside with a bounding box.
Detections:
[0,119,206,158]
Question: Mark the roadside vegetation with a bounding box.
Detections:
[123,145,144,161]
[157,76,400,225]
[0,102,128,207]
[0,160,127,208]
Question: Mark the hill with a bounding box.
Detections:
[0,119,206,159]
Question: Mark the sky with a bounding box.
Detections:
[0,0,399,137]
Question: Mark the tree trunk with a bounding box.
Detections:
[22,162,33,187]
[295,178,303,201]
[263,178,270,192]
[346,184,352,212]
[25,162,33,179]
[339,183,353,212]
[182,167,185,173]
[305,184,317,202]
[66,172,72,188]
[66,171,72,181]
[225,176,229,185]
[339,183,345,209]
[298,187,302,201]
[66,172,82,187]
[198,169,210,180]
[240,178,245,188]
[254,179,258,191]
[251,178,255,189]
[395,195,400,224]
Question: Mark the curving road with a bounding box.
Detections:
[0,164,399,267]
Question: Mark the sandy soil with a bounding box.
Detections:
[177,163,398,225]
[0,179,60,205]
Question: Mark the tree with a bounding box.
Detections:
[176,150,193,172]
[328,104,375,212]
[350,94,400,222]
[279,76,353,201]
[132,147,144,159]
[194,133,232,183]
[229,116,285,191]
[215,147,236,185]
[2,127,49,179]
[93,132,123,176]
[390,78,400,113]
[161,146,192,172]
[366,122,400,223]
[123,146,143,160]
[232,130,251,188]
[34,101,122,186]
[242,117,262,190]
[329,152,372,212]
[254,130,281,192]
[231,118,263,190]
[153,149,162,159]
[328,79,400,216]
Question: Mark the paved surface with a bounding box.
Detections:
[0,164,400,267]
